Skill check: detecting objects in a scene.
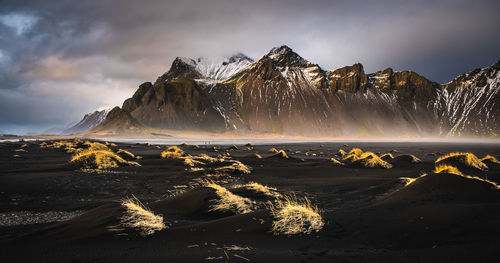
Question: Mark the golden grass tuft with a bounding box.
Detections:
[253,153,262,159]
[244,182,281,198]
[481,155,500,165]
[13,154,21,158]
[380,153,394,160]
[345,151,392,169]
[116,149,137,160]
[70,147,140,170]
[336,149,346,157]
[14,148,27,152]
[434,164,463,175]
[270,195,324,235]
[161,146,184,159]
[204,180,253,214]
[431,165,500,189]
[268,148,279,153]
[400,173,430,187]
[272,150,289,158]
[228,145,239,150]
[183,157,206,167]
[194,154,218,163]
[436,152,488,171]
[348,148,363,157]
[330,157,343,165]
[215,160,251,174]
[83,141,110,151]
[41,140,86,153]
[120,196,166,236]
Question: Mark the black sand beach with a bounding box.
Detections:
[1,140,500,262]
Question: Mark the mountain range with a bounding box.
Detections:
[87,45,500,137]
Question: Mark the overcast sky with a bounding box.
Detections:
[1,0,499,134]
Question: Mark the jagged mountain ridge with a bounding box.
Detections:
[90,46,500,137]
[63,107,112,135]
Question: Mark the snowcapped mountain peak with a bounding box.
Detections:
[63,106,114,134]
[268,45,293,57]
[265,45,307,68]
[225,53,253,64]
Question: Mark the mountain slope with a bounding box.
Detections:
[63,107,112,135]
[91,46,500,137]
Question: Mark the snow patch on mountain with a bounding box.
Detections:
[63,106,113,134]
[178,53,253,81]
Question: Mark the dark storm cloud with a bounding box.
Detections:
[1,0,500,134]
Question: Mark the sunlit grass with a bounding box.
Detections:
[436,152,488,171]
[215,160,251,174]
[243,182,281,198]
[269,195,324,235]
[161,146,184,159]
[268,148,279,153]
[380,153,394,160]
[204,180,253,214]
[272,150,289,158]
[434,164,463,175]
[116,149,137,160]
[70,142,139,169]
[330,157,343,165]
[70,149,140,169]
[336,149,346,157]
[346,151,392,169]
[120,196,166,236]
[400,174,428,186]
[481,155,500,165]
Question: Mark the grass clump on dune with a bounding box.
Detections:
[204,180,253,214]
[336,149,346,157]
[330,157,343,165]
[184,154,220,167]
[435,152,488,171]
[215,160,251,174]
[41,139,84,153]
[243,182,281,198]
[434,164,463,176]
[342,148,364,163]
[400,174,428,186]
[380,153,394,161]
[70,150,140,170]
[268,148,279,153]
[432,164,500,189]
[270,195,324,235]
[161,146,184,159]
[348,148,363,157]
[82,141,109,151]
[481,155,500,165]
[271,150,289,159]
[252,153,262,159]
[120,196,166,236]
[70,143,140,170]
[116,149,138,161]
[184,157,205,167]
[344,151,392,169]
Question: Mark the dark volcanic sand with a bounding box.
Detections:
[1,140,500,262]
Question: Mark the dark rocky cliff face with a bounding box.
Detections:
[91,46,500,137]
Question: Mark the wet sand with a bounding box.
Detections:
[1,140,500,262]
